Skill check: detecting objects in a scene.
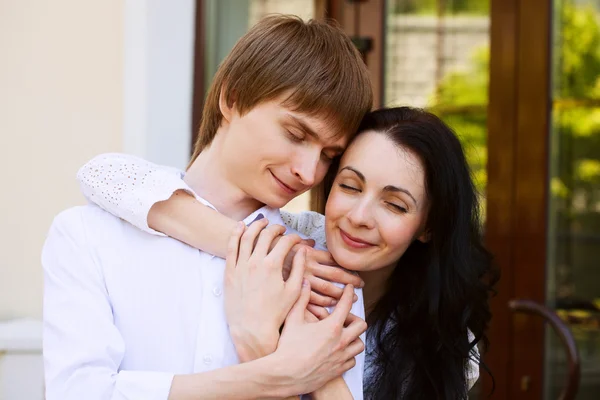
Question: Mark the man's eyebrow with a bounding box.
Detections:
[341,166,418,206]
[286,114,345,153]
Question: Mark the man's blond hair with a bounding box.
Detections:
[190,15,373,162]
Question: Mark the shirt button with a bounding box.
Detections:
[212,286,222,297]
[203,354,213,365]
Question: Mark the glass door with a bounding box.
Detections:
[546,0,600,398]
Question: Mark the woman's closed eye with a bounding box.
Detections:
[386,202,407,213]
[339,183,360,192]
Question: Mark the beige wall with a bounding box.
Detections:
[0,1,124,319]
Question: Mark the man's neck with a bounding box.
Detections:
[184,142,264,220]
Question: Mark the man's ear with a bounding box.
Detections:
[218,87,236,123]
[417,229,431,243]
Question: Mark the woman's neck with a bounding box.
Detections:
[359,263,396,316]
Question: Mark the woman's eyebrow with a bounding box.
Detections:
[383,185,418,206]
[340,166,365,182]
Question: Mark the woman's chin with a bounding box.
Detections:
[329,247,367,272]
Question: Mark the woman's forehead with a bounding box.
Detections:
[340,132,426,193]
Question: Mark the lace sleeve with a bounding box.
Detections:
[76,153,195,236]
[280,210,327,248]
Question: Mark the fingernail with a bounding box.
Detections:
[353,294,358,302]
[302,278,309,287]
[360,280,365,288]
[331,299,337,306]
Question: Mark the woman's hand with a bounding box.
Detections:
[303,248,363,308]
[272,281,367,396]
[281,245,364,308]
[224,219,307,363]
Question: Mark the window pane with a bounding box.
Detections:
[546,1,600,399]
[385,0,490,228]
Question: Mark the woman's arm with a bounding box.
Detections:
[77,153,240,257]
[311,377,353,400]
[78,153,363,292]
[149,189,236,258]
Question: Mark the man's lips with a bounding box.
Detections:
[269,170,299,194]
[339,228,375,249]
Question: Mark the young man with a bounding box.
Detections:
[42,15,373,400]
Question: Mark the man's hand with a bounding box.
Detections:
[270,281,367,396]
[224,220,306,362]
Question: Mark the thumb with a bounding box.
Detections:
[287,279,311,326]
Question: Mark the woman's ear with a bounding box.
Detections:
[417,230,431,243]
[218,87,236,123]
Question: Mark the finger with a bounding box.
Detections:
[303,310,319,323]
[343,337,365,359]
[341,314,367,347]
[309,290,337,307]
[307,248,338,265]
[306,304,330,320]
[285,247,306,295]
[238,218,268,262]
[225,222,245,275]
[307,275,344,299]
[337,357,357,376]
[286,279,311,326]
[328,284,354,326]
[301,238,316,248]
[253,224,286,258]
[343,311,361,327]
[311,263,364,288]
[267,234,302,267]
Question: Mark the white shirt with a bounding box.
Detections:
[43,196,365,400]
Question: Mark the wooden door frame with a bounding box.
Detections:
[484,0,552,398]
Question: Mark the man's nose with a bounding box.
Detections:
[290,150,319,187]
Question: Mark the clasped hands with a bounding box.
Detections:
[224,218,366,395]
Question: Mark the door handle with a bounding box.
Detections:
[509,299,581,400]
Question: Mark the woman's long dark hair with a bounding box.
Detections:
[323,107,499,399]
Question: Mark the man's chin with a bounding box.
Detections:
[252,192,291,209]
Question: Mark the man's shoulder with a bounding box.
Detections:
[50,204,134,246]
[53,204,126,230]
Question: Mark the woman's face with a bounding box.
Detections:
[325,131,429,272]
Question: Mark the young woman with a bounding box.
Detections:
[78,107,497,399]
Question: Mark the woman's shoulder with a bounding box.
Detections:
[280,210,326,247]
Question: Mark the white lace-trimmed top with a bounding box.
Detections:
[76,153,480,392]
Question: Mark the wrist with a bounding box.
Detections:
[230,324,280,362]
[312,377,352,400]
[249,353,300,398]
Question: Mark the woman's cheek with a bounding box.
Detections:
[381,220,417,254]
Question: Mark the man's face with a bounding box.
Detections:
[219,96,350,209]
